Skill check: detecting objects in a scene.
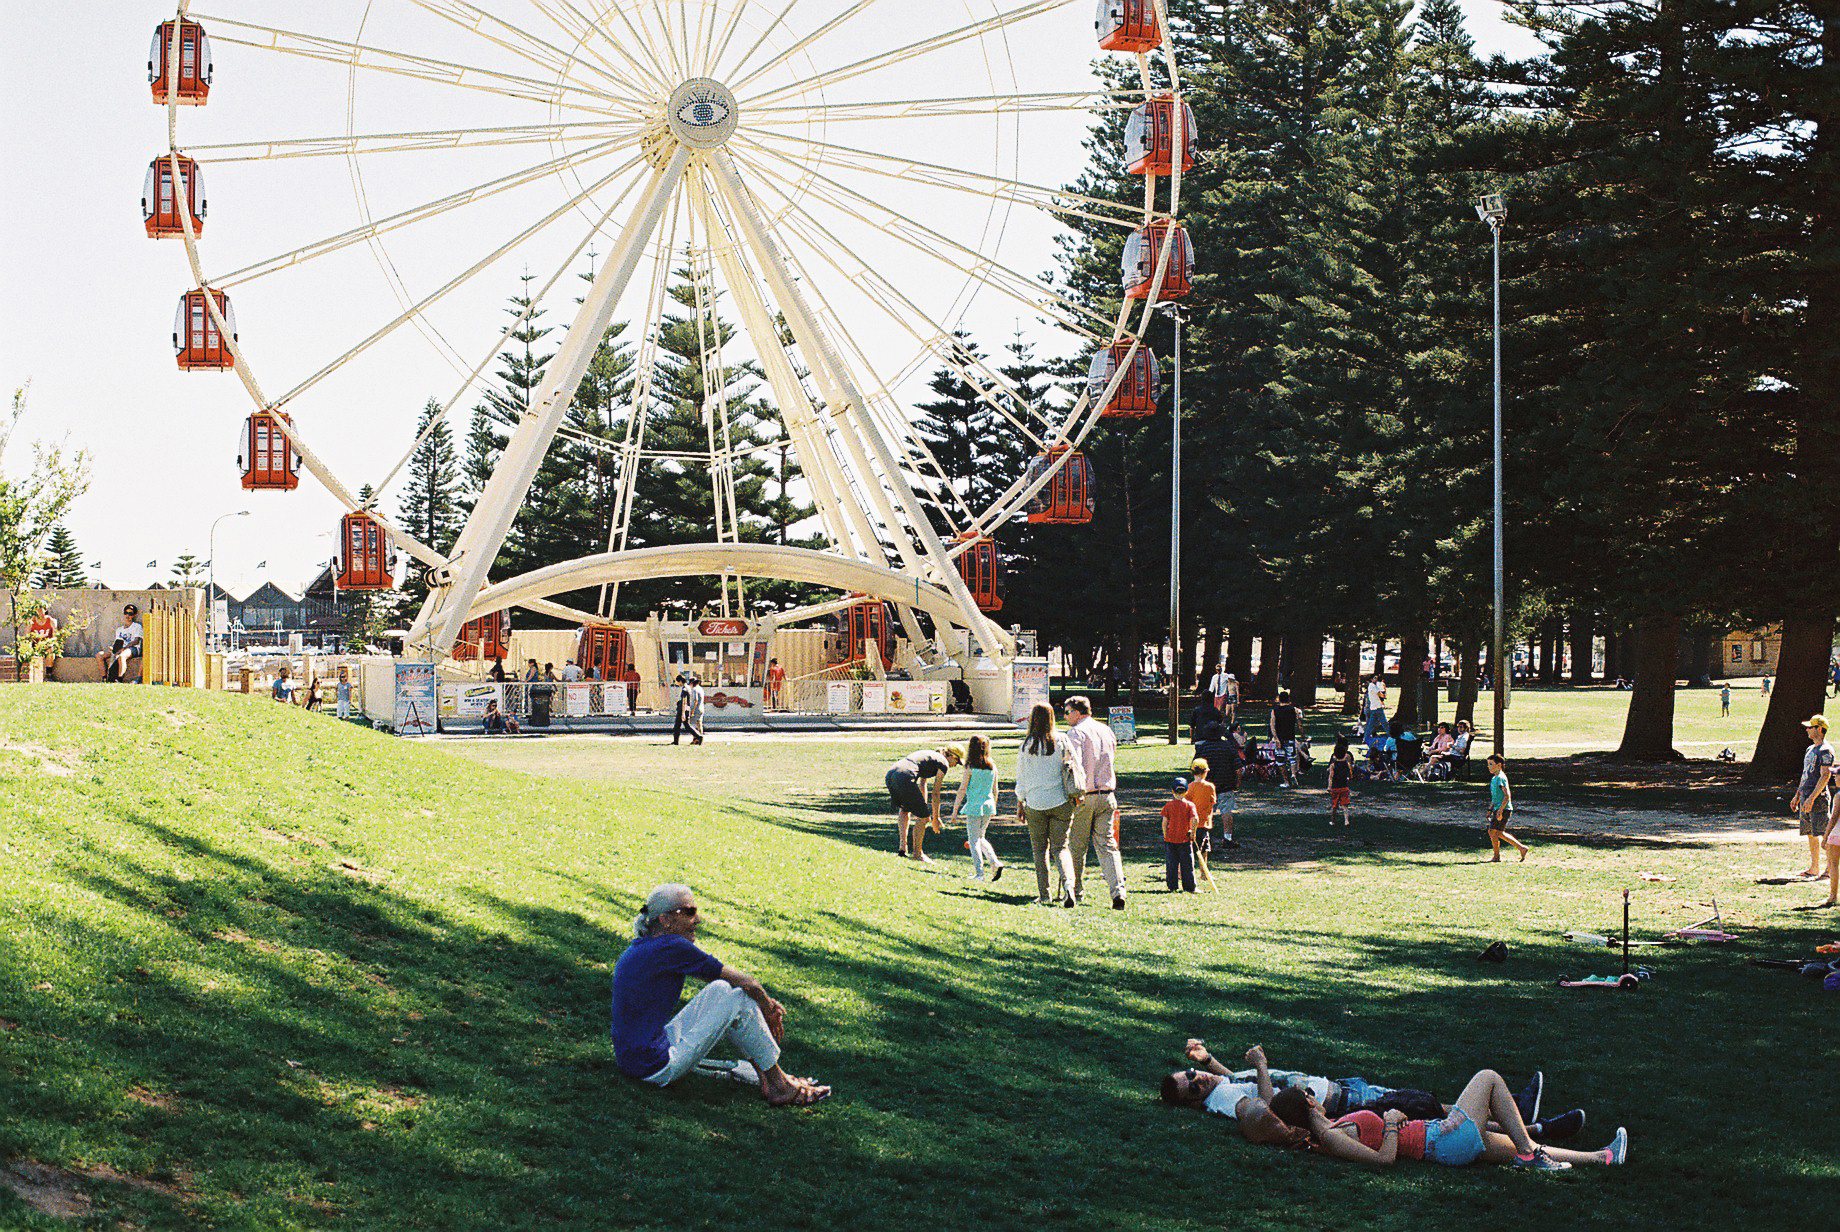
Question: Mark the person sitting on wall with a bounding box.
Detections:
[97,604,143,683]
[25,607,58,677]
[483,698,521,735]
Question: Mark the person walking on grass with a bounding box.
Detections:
[1486,754,1530,862]
[1162,778,1200,893]
[1789,715,1836,879]
[1185,759,1218,887]
[1015,703,1079,906]
[1064,695,1126,909]
[1269,690,1301,787]
[1720,684,1731,717]
[1267,1069,1626,1171]
[1328,735,1355,827]
[612,884,830,1108]
[948,734,1005,884]
[1813,795,1840,910]
[887,745,964,863]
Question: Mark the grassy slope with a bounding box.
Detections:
[2,688,1837,1231]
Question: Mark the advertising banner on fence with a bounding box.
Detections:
[439,683,501,719]
[886,681,945,715]
[603,683,631,715]
[860,681,887,713]
[1107,705,1138,745]
[826,680,852,713]
[394,662,437,736]
[1010,658,1050,724]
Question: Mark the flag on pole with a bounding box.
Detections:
[256,561,267,568]
[146,560,157,568]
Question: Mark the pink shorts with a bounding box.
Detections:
[1826,829,1840,848]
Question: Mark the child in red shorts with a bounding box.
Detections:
[1328,734,1354,826]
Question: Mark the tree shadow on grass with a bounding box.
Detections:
[5,811,1838,1231]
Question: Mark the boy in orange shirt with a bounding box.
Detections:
[1185,759,1218,883]
[1162,777,1200,892]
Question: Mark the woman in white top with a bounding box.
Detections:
[1014,702,1079,907]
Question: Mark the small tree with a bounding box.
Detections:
[33,524,86,589]
[170,554,205,588]
[1,383,90,673]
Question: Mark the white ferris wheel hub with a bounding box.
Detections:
[665,78,740,150]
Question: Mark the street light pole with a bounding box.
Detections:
[1475,193,1507,757]
[207,510,251,652]
[1162,303,1186,745]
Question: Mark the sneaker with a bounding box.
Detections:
[991,864,1004,883]
[1515,1072,1543,1126]
[1112,896,1126,910]
[1034,897,1053,906]
[1532,1109,1585,1142]
[1512,1147,1571,1172]
[1603,1126,1628,1165]
[968,872,985,882]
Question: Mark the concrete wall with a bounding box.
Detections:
[0,589,204,683]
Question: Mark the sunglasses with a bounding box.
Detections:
[668,905,699,918]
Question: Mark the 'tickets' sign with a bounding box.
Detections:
[698,619,749,637]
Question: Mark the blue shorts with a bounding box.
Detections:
[1423,1106,1486,1166]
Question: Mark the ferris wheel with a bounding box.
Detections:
[146,0,1196,666]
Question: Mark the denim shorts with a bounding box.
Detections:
[1423,1107,1486,1166]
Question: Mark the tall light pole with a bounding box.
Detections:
[1475,192,1507,756]
[207,510,250,651]
[1161,302,1187,744]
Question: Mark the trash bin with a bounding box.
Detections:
[529,683,555,728]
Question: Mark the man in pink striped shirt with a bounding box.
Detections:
[1063,695,1126,909]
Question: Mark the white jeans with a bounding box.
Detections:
[966,813,999,876]
[641,980,781,1086]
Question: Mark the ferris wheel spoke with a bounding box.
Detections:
[742,0,1081,111]
[400,0,650,106]
[745,184,1049,453]
[194,13,629,112]
[186,118,634,163]
[268,151,650,411]
[741,126,1149,230]
[717,183,975,528]
[732,140,1113,341]
[745,89,1144,124]
[525,0,674,95]
[703,0,752,81]
[726,0,896,96]
[366,152,661,501]
[208,139,639,289]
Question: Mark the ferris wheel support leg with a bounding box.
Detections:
[410,146,692,654]
[707,151,1012,662]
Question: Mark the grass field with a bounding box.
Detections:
[3,686,1838,1230]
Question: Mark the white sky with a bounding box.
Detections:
[1,1,1539,599]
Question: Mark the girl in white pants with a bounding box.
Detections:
[949,735,1004,882]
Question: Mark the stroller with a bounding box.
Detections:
[1245,739,1285,785]
[1358,732,1400,782]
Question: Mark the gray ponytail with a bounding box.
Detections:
[633,883,692,940]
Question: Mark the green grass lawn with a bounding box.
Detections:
[3,687,1837,1230]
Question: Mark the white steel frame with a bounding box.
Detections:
[160,0,1190,666]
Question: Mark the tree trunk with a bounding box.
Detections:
[1568,610,1594,685]
[1393,630,1430,730]
[1540,619,1562,684]
[1457,633,1480,726]
[1291,629,1324,707]
[1253,631,1282,701]
[1687,633,1714,688]
[1200,624,1222,692]
[1373,638,1389,686]
[1226,627,1254,684]
[1746,612,1838,782]
[1335,640,1360,715]
[1616,613,1684,760]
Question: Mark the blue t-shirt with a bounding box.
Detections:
[1490,771,1510,812]
[961,766,996,816]
[610,933,723,1078]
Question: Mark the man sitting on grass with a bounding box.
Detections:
[1161,1040,1582,1146]
[612,883,830,1108]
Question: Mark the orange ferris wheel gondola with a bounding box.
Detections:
[1025,447,1095,525]
[954,534,1005,614]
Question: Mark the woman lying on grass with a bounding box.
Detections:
[1269,1069,1626,1171]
